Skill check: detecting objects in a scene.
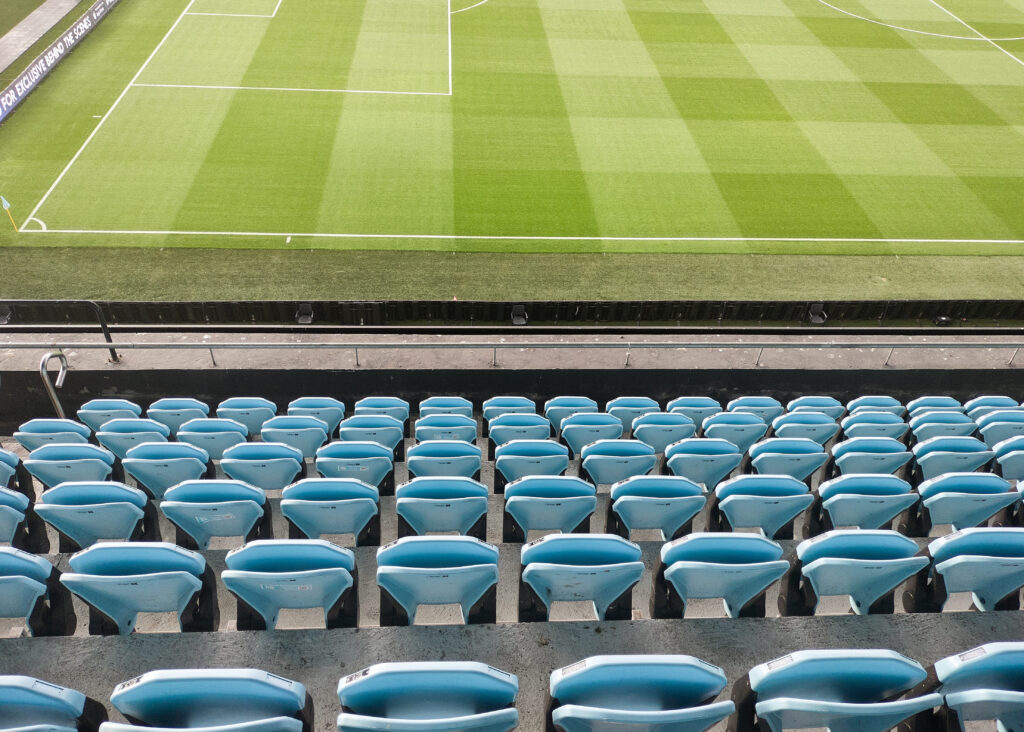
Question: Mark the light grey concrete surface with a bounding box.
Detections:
[0,0,80,74]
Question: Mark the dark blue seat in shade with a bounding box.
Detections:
[667,397,722,433]
[287,397,346,437]
[76,399,143,432]
[519,534,643,622]
[60,542,216,635]
[122,442,212,499]
[605,396,660,434]
[579,439,656,486]
[280,478,380,545]
[315,441,396,495]
[652,533,788,619]
[337,662,518,731]
[913,436,994,481]
[665,438,742,490]
[701,412,768,455]
[909,410,977,442]
[932,642,1024,731]
[908,395,964,417]
[978,409,1024,447]
[95,419,170,459]
[376,535,499,626]
[831,436,913,476]
[414,414,478,443]
[395,476,488,540]
[406,441,482,480]
[770,412,838,445]
[220,442,305,491]
[176,418,248,460]
[779,530,928,616]
[847,395,906,416]
[261,416,330,459]
[710,475,813,540]
[995,435,1024,482]
[419,396,473,419]
[912,472,1019,534]
[216,397,277,437]
[36,481,151,551]
[733,650,941,732]
[726,396,784,423]
[606,475,705,542]
[544,396,598,435]
[337,415,406,461]
[487,413,550,457]
[14,418,91,451]
[493,440,570,493]
[502,475,596,542]
[631,413,696,454]
[806,474,918,533]
[24,444,116,489]
[0,547,75,636]
[104,669,312,732]
[146,398,210,436]
[0,676,105,732]
[221,539,357,630]
[559,413,623,458]
[353,397,411,437]
[482,396,536,424]
[966,395,1020,419]
[786,395,845,420]
[904,527,1024,613]
[839,410,910,440]
[547,655,734,732]
[748,438,827,482]
[161,480,269,551]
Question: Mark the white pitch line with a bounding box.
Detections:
[926,0,1024,69]
[186,12,277,17]
[133,82,451,96]
[23,0,200,229]
[451,0,488,15]
[814,0,1024,41]
[447,0,453,94]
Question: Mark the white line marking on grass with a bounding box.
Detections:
[925,0,1024,69]
[814,0,1024,41]
[23,0,200,229]
[132,82,451,96]
[24,217,47,231]
[447,0,453,94]
[451,0,489,15]
[186,0,282,17]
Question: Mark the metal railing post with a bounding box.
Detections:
[85,301,119,362]
[39,350,69,418]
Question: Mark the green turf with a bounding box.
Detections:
[0,0,47,39]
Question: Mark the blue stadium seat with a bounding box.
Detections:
[520,534,643,621]
[579,439,656,485]
[395,476,488,539]
[667,397,722,431]
[122,442,212,499]
[146,398,210,435]
[831,436,912,475]
[406,441,482,480]
[847,395,905,416]
[414,414,478,443]
[559,413,623,457]
[482,396,535,422]
[810,474,918,531]
[909,410,977,441]
[786,395,844,420]
[36,481,150,551]
[905,528,1024,612]
[503,475,596,542]
[216,397,277,436]
[337,415,405,461]
[915,472,1019,533]
[544,396,598,434]
[781,530,928,616]
[652,533,787,619]
[547,655,734,732]
[711,475,813,539]
[222,539,357,630]
[913,436,994,481]
[337,662,517,731]
[221,442,304,491]
[287,397,346,437]
[76,399,142,432]
[24,444,115,488]
[839,410,909,439]
[176,418,248,459]
[493,439,569,493]
[161,479,269,550]
[0,675,104,732]
[933,642,1024,731]
[260,416,329,459]
[701,411,768,454]
[354,397,411,437]
[0,447,26,494]
[14,418,91,451]
[96,419,170,459]
[105,669,311,732]
[978,409,1024,447]
[770,412,838,445]
[665,438,742,489]
[908,395,964,416]
[487,413,550,457]
[736,650,941,732]
[606,396,660,433]
[726,396,784,422]
[60,542,216,635]
[280,478,380,544]
[376,536,499,625]
[994,435,1024,481]
[965,395,1019,419]
[419,396,473,418]
[0,547,75,636]
[315,441,395,495]
[748,438,827,482]
[607,475,705,541]
[0,486,29,545]
[631,412,696,453]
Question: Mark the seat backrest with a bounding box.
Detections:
[316,441,393,460]
[0,546,54,583]
[282,478,379,502]
[797,530,920,563]
[396,476,488,499]
[0,449,19,470]
[40,481,148,507]
[847,396,904,414]
[407,441,482,458]
[17,418,91,438]
[704,411,765,427]
[218,397,277,411]
[262,415,330,431]
[124,442,210,462]
[482,396,535,417]
[715,475,809,499]
[416,414,477,429]
[225,539,355,572]
[841,411,905,428]
[68,542,204,577]
[377,535,499,568]
[909,411,974,428]
[289,396,345,410]
[504,475,596,499]
[580,440,655,459]
[907,396,963,415]
[488,412,547,428]
[79,399,142,415]
[606,396,659,410]
[354,397,410,421]
[98,418,171,436]
[149,398,209,412]
[912,436,990,457]
[521,534,641,566]
[494,439,568,459]
[0,487,29,512]
[749,438,823,458]
[833,436,909,457]
[787,396,842,412]
[222,442,303,462]
[178,418,248,435]
[929,527,1024,563]
[917,472,1012,499]
[561,412,622,428]
[163,479,266,505]
[0,675,87,728]
[665,438,740,458]
[28,444,115,464]
[935,642,1024,694]
[632,412,695,427]
[773,412,835,428]
[609,475,703,500]
[817,474,913,500]
[661,533,784,566]
[420,396,473,410]
[995,435,1024,459]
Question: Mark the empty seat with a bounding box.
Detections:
[831,436,912,475]
[377,536,499,625]
[222,539,357,630]
[734,650,941,732]
[419,396,473,418]
[76,399,142,432]
[176,418,248,459]
[606,396,660,433]
[0,487,29,546]
[726,396,784,422]
[909,410,977,441]
[0,675,104,732]
[548,655,734,732]
[607,475,705,541]
[847,395,905,416]
[702,412,768,454]
[280,478,380,544]
[810,474,918,531]
[146,398,210,435]
[221,442,304,491]
[353,396,410,436]
[914,472,1019,533]
[36,481,151,551]
[520,534,643,621]
[908,395,964,416]
[493,439,569,493]
[913,436,994,481]
[631,412,696,453]
[337,662,518,731]
[315,442,395,495]
[748,438,827,482]
[0,448,31,496]
[559,413,624,458]
[667,397,722,430]
[96,419,170,459]
[14,418,90,451]
[24,444,115,488]
[711,475,813,539]
[995,435,1024,481]
[104,669,311,732]
[337,415,405,461]
[395,476,488,539]
[652,533,787,619]
[978,409,1024,447]
[482,396,535,423]
[161,479,269,550]
[781,530,928,616]
[503,475,596,542]
[260,416,329,459]
[770,412,838,445]
[407,441,482,480]
[786,395,844,420]
[216,397,277,436]
[0,547,75,636]
[839,410,909,440]
[580,439,656,485]
[287,396,346,436]
[965,395,1020,419]
[61,542,216,635]
[665,438,742,489]
[544,396,598,434]
[414,413,478,443]
[487,413,550,456]
[933,641,1024,731]
[122,442,212,499]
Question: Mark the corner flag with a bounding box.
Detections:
[1,196,17,231]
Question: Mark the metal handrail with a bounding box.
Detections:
[1,300,119,362]
[39,350,69,418]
